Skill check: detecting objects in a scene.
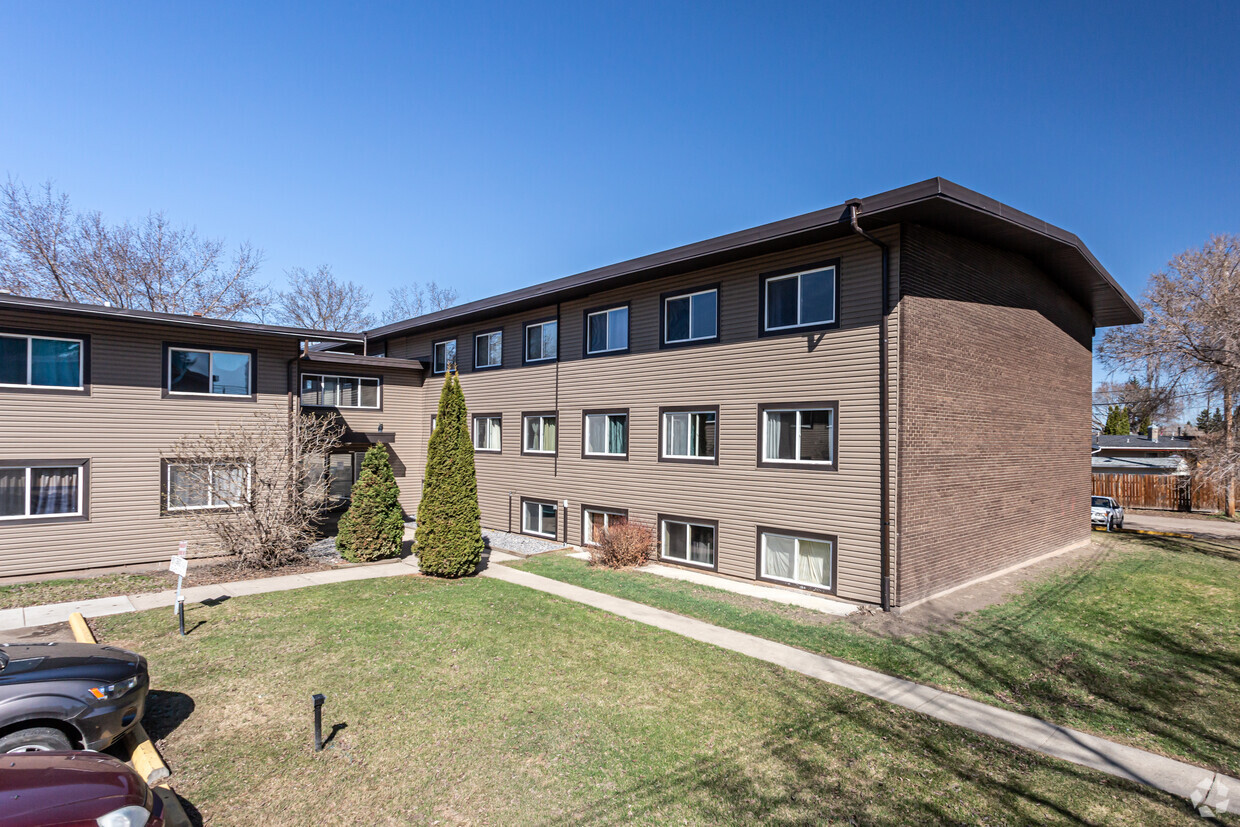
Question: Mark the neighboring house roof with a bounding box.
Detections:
[1092,455,1189,473]
[1092,434,1195,452]
[364,177,1142,342]
[299,350,424,372]
[0,293,365,343]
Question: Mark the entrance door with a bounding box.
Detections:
[328,454,353,500]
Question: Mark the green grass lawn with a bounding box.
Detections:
[509,533,1240,779]
[0,572,169,610]
[92,573,1211,826]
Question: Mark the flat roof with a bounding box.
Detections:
[300,350,424,371]
[0,294,365,343]
[367,177,1142,341]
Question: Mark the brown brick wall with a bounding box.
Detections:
[895,223,1093,606]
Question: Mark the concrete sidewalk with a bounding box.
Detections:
[481,563,1236,813]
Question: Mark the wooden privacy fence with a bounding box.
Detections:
[1092,473,1226,512]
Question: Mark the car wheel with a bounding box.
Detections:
[0,726,74,753]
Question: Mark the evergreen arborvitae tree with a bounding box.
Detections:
[1102,405,1130,435]
[414,369,483,577]
[1137,412,1152,434]
[336,444,405,562]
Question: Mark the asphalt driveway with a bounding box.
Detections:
[1125,512,1240,542]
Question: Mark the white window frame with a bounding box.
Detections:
[0,333,85,390]
[663,288,718,344]
[585,306,629,354]
[166,347,252,396]
[584,412,628,457]
[661,410,717,461]
[659,518,716,569]
[523,414,557,454]
[300,373,381,409]
[521,499,558,538]
[0,463,85,521]
[165,462,252,512]
[524,320,558,363]
[474,330,503,369]
[763,265,837,332]
[759,531,835,591]
[432,340,457,375]
[761,407,834,465]
[473,415,502,453]
[583,508,625,546]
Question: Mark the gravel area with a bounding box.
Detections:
[305,535,344,562]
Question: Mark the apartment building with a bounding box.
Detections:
[0,178,1141,609]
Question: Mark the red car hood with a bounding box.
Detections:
[0,751,149,827]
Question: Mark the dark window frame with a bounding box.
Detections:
[659,283,720,349]
[299,371,383,411]
[581,302,631,359]
[472,328,504,371]
[757,258,841,337]
[657,405,720,465]
[580,504,628,547]
[0,327,91,396]
[0,458,90,526]
[581,408,630,461]
[519,496,559,540]
[754,525,839,596]
[755,401,839,471]
[161,342,258,402]
[471,412,503,454]
[431,339,457,375]
[656,513,720,572]
[521,317,560,366]
[520,410,558,457]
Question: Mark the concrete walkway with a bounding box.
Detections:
[480,563,1236,813]
[1126,513,1240,542]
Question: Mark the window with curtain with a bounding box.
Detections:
[760,531,833,590]
[301,374,380,409]
[763,264,837,331]
[663,288,718,344]
[168,348,251,395]
[0,464,83,520]
[473,415,502,452]
[475,331,503,369]
[660,519,715,567]
[0,333,83,389]
[662,410,716,460]
[166,462,250,510]
[432,340,457,374]
[522,500,557,538]
[524,320,558,362]
[523,414,557,453]
[585,412,627,456]
[762,406,834,465]
[586,306,629,354]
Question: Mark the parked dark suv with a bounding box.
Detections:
[0,641,149,753]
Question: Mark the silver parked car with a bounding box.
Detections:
[1091,496,1124,531]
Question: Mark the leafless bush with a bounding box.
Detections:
[163,411,343,569]
[587,519,655,569]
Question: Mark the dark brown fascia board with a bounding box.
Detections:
[366,177,1142,340]
[299,351,425,371]
[0,294,366,343]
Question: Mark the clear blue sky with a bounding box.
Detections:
[2,1,1238,403]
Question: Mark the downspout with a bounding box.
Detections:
[845,199,892,612]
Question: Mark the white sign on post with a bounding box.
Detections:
[169,555,188,577]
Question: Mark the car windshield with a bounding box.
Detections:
[1091,497,1112,508]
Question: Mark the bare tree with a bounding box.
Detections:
[1097,234,1240,515]
[384,281,459,324]
[1092,377,1183,431]
[164,411,343,568]
[277,264,375,332]
[0,179,269,318]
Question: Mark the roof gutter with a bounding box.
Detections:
[845,199,893,612]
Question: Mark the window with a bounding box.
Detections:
[660,408,717,462]
[759,403,836,468]
[167,347,251,396]
[759,530,835,592]
[522,499,557,538]
[0,333,84,389]
[0,462,85,521]
[165,462,249,511]
[432,340,457,375]
[762,262,838,332]
[473,415,502,452]
[583,411,627,458]
[585,305,629,355]
[524,320,558,363]
[430,414,437,434]
[301,374,380,409]
[663,287,718,345]
[474,330,502,369]
[522,413,557,455]
[583,507,626,546]
[660,517,716,569]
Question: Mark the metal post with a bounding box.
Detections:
[312,693,325,751]
[176,598,185,636]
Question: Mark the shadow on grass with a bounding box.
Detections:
[142,689,195,742]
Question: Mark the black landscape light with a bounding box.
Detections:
[312,693,326,751]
